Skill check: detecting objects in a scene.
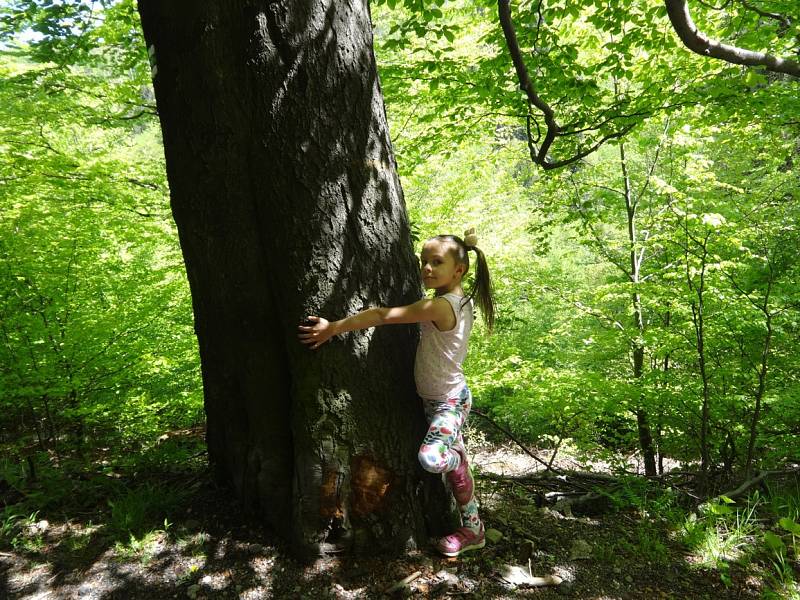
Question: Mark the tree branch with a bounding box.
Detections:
[711,468,800,502]
[498,0,558,163]
[737,0,792,30]
[498,0,641,169]
[664,0,800,77]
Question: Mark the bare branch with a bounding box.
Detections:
[664,0,800,77]
[471,408,561,473]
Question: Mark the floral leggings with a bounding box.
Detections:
[418,386,472,474]
[417,386,482,532]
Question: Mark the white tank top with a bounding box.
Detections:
[414,293,474,401]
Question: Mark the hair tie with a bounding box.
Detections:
[463,227,478,248]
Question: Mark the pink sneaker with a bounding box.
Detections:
[436,526,485,557]
[446,447,474,505]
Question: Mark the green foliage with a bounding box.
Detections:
[389,93,800,478]
[0,11,201,459]
[0,510,46,553]
[113,520,172,564]
[621,519,670,566]
[108,485,183,537]
[681,495,760,569]
[0,508,35,549]
[0,6,797,595]
[375,0,799,169]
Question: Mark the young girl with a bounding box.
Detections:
[298,229,496,557]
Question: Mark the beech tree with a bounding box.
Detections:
[136,0,455,557]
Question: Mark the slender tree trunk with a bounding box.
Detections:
[685,230,712,484]
[25,397,44,450]
[137,0,455,558]
[693,295,711,481]
[745,282,773,477]
[658,309,671,475]
[620,142,657,476]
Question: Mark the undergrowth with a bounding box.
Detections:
[596,475,800,596]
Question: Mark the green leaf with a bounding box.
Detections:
[778,517,800,536]
[764,531,786,553]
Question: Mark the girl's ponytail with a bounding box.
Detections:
[462,229,496,333]
[430,229,497,332]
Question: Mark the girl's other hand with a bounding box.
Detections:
[297,315,334,349]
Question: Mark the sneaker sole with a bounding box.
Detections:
[437,537,485,557]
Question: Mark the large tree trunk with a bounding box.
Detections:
[137,0,455,558]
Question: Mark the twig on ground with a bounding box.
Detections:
[384,571,422,594]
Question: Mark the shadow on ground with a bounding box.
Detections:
[0,447,770,599]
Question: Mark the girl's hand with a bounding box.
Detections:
[297,315,335,349]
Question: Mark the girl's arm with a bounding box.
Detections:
[298,297,454,350]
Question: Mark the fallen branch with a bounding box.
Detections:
[478,469,619,497]
[711,467,800,502]
[498,564,563,588]
[718,471,769,501]
[470,409,560,473]
[553,491,608,517]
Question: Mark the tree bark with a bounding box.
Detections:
[137,0,455,559]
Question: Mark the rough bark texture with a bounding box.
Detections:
[137,0,455,559]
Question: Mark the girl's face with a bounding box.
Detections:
[420,239,465,293]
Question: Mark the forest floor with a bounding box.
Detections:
[0,436,794,599]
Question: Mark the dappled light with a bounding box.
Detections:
[2,0,799,598]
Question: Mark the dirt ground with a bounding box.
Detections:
[0,444,773,599]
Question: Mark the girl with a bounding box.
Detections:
[298,229,496,557]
